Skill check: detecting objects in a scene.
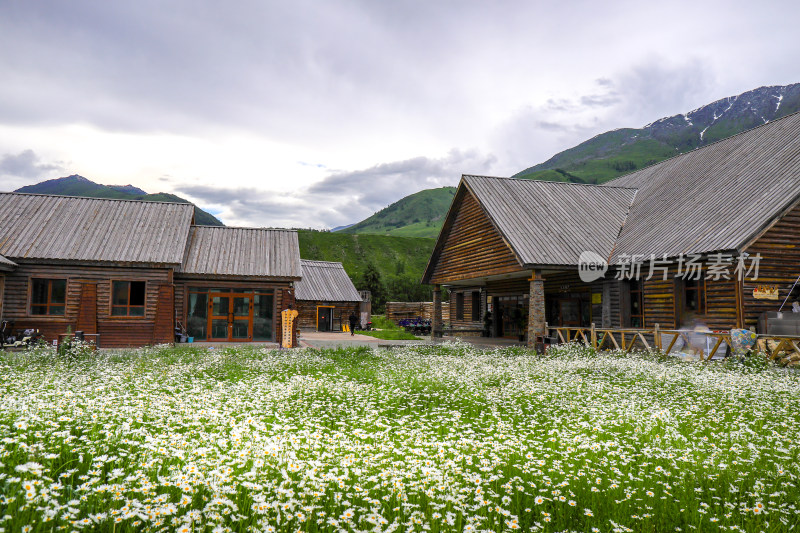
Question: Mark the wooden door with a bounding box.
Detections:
[558,299,581,327]
[208,292,254,341]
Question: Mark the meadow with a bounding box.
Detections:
[1,342,799,532]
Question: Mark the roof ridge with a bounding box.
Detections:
[606,108,800,184]
[301,259,345,266]
[0,191,193,207]
[463,174,638,190]
[192,224,297,232]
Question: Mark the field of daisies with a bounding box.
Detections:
[1,342,799,533]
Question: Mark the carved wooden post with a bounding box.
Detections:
[432,285,443,338]
[527,270,546,350]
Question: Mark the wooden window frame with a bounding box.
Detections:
[629,279,644,328]
[111,280,147,318]
[29,278,68,316]
[674,277,706,327]
[680,277,706,314]
[471,291,481,322]
[455,292,464,321]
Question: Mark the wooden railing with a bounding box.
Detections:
[546,323,800,364]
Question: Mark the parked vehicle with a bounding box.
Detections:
[398,317,431,335]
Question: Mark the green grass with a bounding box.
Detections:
[1,343,799,532]
[370,314,402,330]
[297,231,435,308]
[357,329,421,340]
[340,187,456,239]
[358,315,420,339]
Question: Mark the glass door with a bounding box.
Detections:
[209,294,231,340]
[208,293,254,341]
[231,294,252,340]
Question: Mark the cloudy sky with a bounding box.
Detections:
[1,0,798,228]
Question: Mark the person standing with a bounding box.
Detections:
[348,311,358,336]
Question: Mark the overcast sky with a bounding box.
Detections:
[1,0,798,228]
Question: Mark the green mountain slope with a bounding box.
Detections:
[515,83,800,183]
[338,187,456,238]
[298,230,435,310]
[341,83,800,240]
[14,175,224,226]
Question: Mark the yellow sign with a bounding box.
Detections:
[753,285,780,300]
[281,308,298,348]
[591,293,602,304]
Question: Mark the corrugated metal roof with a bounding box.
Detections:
[463,176,637,266]
[606,111,800,262]
[0,253,16,271]
[179,226,301,278]
[295,260,361,302]
[0,193,194,264]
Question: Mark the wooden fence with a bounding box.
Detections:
[385,302,450,323]
[546,323,800,365]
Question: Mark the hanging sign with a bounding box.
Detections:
[752,285,779,300]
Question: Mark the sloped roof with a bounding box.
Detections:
[461,176,636,266]
[0,254,16,271]
[295,260,361,302]
[424,112,800,282]
[0,193,194,264]
[178,226,301,278]
[605,111,800,261]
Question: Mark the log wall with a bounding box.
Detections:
[1,262,173,347]
[743,202,800,330]
[295,300,360,331]
[385,301,450,323]
[637,262,738,331]
[448,288,483,330]
[428,191,521,284]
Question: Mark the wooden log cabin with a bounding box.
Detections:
[0,193,302,347]
[294,260,361,331]
[423,111,800,345]
[175,226,301,344]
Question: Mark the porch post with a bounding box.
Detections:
[432,284,443,338]
[527,270,546,349]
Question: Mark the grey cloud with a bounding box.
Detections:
[545,99,574,112]
[310,149,496,209]
[0,149,62,178]
[175,148,497,229]
[0,1,496,144]
[579,93,622,108]
[613,57,716,125]
[177,183,359,229]
[492,56,718,175]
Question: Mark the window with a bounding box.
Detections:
[112,281,146,316]
[186,289,208,340]
[30,279,66,316]
[629,280,644,328]
[455,292,464,320]
[471,291,481,321]
[683,278,705,314]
